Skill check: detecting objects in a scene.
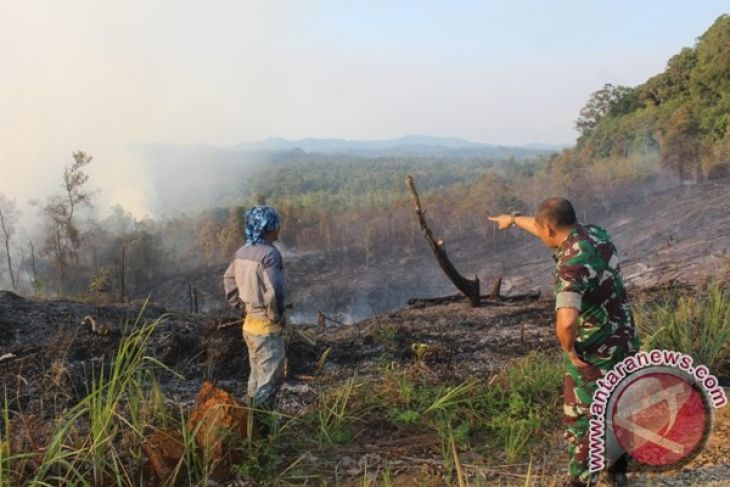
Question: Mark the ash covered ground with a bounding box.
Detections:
[148,179,730,325]
[1,179,730,485]
[1,284,729,485]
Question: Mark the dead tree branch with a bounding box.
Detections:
[405,175,480,306]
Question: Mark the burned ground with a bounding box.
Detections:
[147,178,730,328]
[1,179,730,485]
[0,290,552,414]
[1,282,728,485]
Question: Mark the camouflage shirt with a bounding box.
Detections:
[553,224,640,356]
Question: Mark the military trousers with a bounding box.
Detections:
[563,346,634,485]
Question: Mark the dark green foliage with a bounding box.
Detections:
[571,14,730,181]
[245,156,496,210]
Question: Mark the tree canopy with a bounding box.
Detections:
[566,14,730,181]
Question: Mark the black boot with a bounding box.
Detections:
[606,453,629,487]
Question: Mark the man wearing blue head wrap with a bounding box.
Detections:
[223,205,286,423]
[244,205,281,247]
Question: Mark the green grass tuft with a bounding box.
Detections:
[635,281,730,370]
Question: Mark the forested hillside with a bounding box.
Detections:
[140,141,553,215]
[552,14,730,185]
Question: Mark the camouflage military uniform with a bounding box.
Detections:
[553,224,640,485]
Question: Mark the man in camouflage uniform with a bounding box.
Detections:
[490,198,640,487]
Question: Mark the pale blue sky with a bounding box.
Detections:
[0,1,726,214]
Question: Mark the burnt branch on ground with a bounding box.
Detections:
[406,290,541,308]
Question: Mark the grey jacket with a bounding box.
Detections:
[223,242,285,324]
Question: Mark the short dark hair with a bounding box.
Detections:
[535,197,577,228]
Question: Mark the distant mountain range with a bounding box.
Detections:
[136,135,570,215]
[140,135,569,162]
[231,135,569,157]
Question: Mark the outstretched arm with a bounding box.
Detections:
[487,214,541,238]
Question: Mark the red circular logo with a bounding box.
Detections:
[610,371,711,466]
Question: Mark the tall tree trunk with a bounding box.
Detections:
[678,159,685,185]
[120,245,126,302]
[0,209,16,290]
[14,254,25,292]
[29,241,38,293]
[54,225,64,293]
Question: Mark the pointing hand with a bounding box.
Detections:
[487,215,512,230]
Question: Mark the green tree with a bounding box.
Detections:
[576,84,635,138]
[102,205,135,237]
[641,47,697,107]
[62,151,94,265]
[691,15,730,108]
[113,229,166,294]
[708,125,730,178]
[35,151,95,292]
[660,105,700,183]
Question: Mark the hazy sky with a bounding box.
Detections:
[0,1,726,216]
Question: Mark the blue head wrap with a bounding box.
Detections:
[244,205,281,246]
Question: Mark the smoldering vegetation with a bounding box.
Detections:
[0,138,550,309]
[0,141,728,324]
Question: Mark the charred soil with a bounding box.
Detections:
[1,282,728,485]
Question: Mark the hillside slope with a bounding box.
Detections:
[2,281,728,485]
[557,14,730,182]
[149,177,730,322]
